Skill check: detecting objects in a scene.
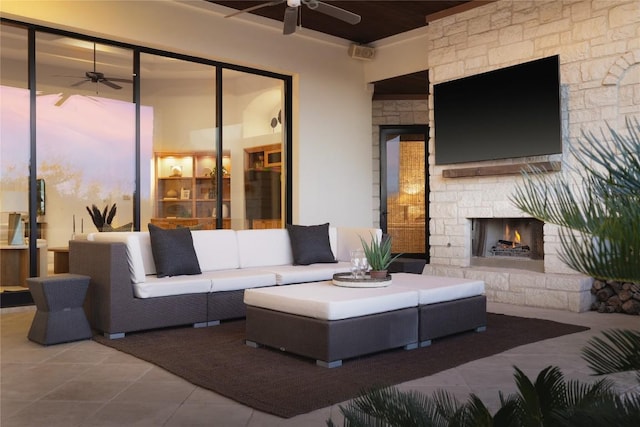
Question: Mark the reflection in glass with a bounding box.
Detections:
[35,33,135,245]
[223,69,284,230]
[141,53,218,230]
[1,23,44,289]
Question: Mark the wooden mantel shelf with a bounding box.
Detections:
[442,161,561,178]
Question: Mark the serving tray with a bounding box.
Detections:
[332,272,392,288]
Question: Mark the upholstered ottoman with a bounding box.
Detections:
[392,273,487,347]
[243,281,419,368]
[27,274,92,345]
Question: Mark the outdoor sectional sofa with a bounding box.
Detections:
[69,225,381,338]
[69,223,487,367]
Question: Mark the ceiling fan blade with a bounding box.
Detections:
[106,77,134,84]
[70,79,89,88]
[100,79,122,90]
[225,0,285,18]
[283,6,298,34]
[313,1,361,25]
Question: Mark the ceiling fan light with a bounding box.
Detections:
[287,0,301,7]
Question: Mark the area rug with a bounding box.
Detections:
[94,313,589,418]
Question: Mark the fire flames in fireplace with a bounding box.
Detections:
[489,225,531,257]
[471,218,544,271]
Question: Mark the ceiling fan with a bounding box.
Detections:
[69,43,133,90]
[225,0,361,35]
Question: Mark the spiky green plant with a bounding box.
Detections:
[359,233,402,271]
[86,203,117,231]
[510,117,640,283]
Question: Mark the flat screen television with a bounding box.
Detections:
[433,55,562,165]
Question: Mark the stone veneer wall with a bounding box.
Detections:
[378,0,638,312]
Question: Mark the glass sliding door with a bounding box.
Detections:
[0,19,292,308]
[0,23,46,296]
[222,69,284,230]
[35,33,135,246]
[380,126,429,260]
[140,53,218,230]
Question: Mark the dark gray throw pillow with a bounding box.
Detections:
[286,223,337,265]
[148,223,202,278]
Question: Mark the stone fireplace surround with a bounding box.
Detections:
[373,1,637,313]
[424,159,594,313]
[415,0,638,313]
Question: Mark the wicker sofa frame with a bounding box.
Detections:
[70,240,244,338]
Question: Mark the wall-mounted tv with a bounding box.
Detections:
[434,55,562,165]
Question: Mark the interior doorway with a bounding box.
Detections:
[380,125,429,261]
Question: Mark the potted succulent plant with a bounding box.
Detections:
[360,233,402,279]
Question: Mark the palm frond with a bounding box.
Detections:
[336,386,434,427]
[461,394,493,427]
[582,329,640,383]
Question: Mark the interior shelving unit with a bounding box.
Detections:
[244,144,282,229]
[154,152,230,229]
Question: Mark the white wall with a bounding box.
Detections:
[0,0,375,227]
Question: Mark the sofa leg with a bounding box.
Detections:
[193,321,221,328]
[419,339,432,347]
[245,340,262,348]
[317,359,342,368]
[475,326,487,333]
[404,342,418,350]
[105,332,125,339]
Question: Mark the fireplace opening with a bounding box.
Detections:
[471,218,544,272]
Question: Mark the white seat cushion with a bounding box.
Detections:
[204,269,277,292]
[244,281,419,321]
[133,275,212,298]
[392,273,485,305]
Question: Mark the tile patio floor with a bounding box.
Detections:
[1,302,638,426]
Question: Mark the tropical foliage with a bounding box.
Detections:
[327,360,640,426]
[510,118,640,283]
[582,329,640,384]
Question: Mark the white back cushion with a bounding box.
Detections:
[237,229,293,268]
[328,227,338,260]
[88,232,149,283]
[191,229,239,271]
[335,227,382,262]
